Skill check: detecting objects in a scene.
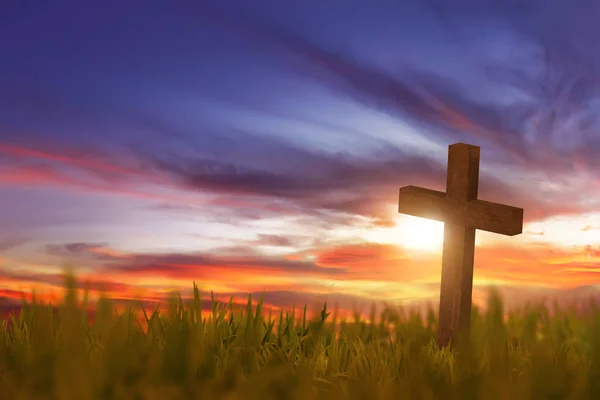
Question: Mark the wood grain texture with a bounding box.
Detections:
[397,143,524,349]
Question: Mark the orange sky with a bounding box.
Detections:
[2,195,600,321]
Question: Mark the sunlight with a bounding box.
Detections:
[395,215,445,252]
[365,215,445,252]
[523,212,600,248]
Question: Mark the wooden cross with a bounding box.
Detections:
[398,143,523,349]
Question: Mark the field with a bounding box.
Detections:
[1,274,600,399]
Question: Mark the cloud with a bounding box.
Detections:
[45,242,108,255]
[142,128,576,226]
[0,269,132,293]
[42,241,347,279]
[35,241,437,291]
[0,142,145,178]
[43,242,125,263]
[2,6,598,231]
[1,86,591,229]
[204,5,600,181]
[4,237,600,322]
[0,237,29,252]
[0,144,220,208]
[134,129,447,224]
[467,243,600,290]
[0,128,588,233]
[0,133,437,228]
[142,128,589,225]
[315,243,440,281]
[0,146,145,194]
[253,234,317,248]
[584,245,600,258]
[104,252,346,279]
[149,8,597,226]
[425,0,600,151]
[40,241,437,287]
[203,10,530,156]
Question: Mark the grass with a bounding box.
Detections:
[1,274,600,399]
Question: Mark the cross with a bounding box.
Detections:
[398,143,523,349]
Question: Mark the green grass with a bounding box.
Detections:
[2,274,600,399]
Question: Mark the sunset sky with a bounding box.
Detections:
[1,1,600,317]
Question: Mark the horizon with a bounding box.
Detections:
[1,1,600,319]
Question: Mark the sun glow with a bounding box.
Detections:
[365,215,445,252]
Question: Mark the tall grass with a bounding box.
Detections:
[1,274,600,399]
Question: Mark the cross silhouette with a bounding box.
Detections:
[398,143,523,348]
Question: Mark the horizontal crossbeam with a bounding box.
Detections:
[398,186,523,236]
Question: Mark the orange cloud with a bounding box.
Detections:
[316,242,439,281]
[470,243,600,289]
[2,237,600,326]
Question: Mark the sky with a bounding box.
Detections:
[1,0,600,318]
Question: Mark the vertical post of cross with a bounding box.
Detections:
[438,143,479,348]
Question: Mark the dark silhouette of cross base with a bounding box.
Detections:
[398,143,523,349]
